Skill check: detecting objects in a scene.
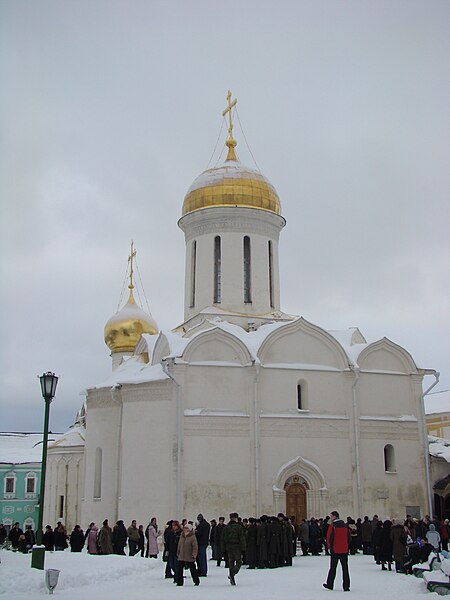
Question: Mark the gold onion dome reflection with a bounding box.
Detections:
[104,290,158,353]
[182,90,281,216]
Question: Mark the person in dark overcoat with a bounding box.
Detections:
[54,522,68,551]
[361,516,372,555]
[24,525,36,552]
[43,525,55,551]
[112,520,128,555]
[70,525,85,552]
[138,525,145,557]
[379,520,393,570]
[209,519,217,560]
[195,514,210,577]
[309,518,321,555]
[283,516,294,566]
[390,519,408,572]
[8,522,23,550]
[298,518,309,556]
[98,519,113,555]
[214,517,227,566]
[290,516,298,556]
[168,521,181,582]
[372,520,383,564]
[267,517,282,568]
[257,516,269,568]
[246,518,258,569]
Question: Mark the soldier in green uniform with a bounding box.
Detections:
[221,512,246,586]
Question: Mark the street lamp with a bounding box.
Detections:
[31,372,58,570]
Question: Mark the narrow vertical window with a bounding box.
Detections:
[58,495,65,519]
[190,240,196,308]
[268,240,274,308]
[214,236,221,303]
[384,444,396,472]
[244,236,252,303]
[297,384,302,410]
[5,477,15,494]
[94,447,102,499]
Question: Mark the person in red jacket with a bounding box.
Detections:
[323,511,351,592]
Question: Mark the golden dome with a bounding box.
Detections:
[182,158,281,216]
[104,290,158,354]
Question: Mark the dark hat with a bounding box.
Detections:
[197,514,204,520]
[230,512,239,519]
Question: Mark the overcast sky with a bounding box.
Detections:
[1,0,449,433]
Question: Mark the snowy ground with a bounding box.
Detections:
[0,549,437,599]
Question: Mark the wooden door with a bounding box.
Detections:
[286,482,307,522]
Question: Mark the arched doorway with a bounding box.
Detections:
[284,475,308,522]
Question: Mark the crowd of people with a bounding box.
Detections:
[1,511,448,589]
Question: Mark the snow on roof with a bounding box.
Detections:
[0,432,63,465]
[94,316,421,389]
[89,358,169,390]
[49,425,85,449]
[429,435,450,463]
[425,389,450,415]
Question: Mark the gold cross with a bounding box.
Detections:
[222,90,237,140]
[128,240,137,291]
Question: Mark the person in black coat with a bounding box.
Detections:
[257,516,269,568]
[214,517,227,567]
[164,521,174,579]
[54,522,68,551]
[43,525,55,551]
[138,525,145,557]
[70,525,85,552]
[209,519,217,560]
[8,522,23,550]
[0,524,7,547]
[112,520,128,555]
[195,514,211,577]
[246,518,258,569]
[167,521,182,582]
[372,520,383,564]
[267,517,282,568]
[309,518,321,556]
[24,526,36,552]
[380,520,393,570]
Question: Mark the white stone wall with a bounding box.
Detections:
[179,207,285,320]
[45,447,84,531]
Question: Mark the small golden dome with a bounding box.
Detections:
[182,158,281,216]
[104,291,158,354]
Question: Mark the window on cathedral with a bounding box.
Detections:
[94,447,102,499]
[244,236,251,303]
[190,240,196,308]
[58,495,65,519]
[297,384,302,410]
[268,240,274,308]
[384,444,396,472]
[297,381,308,411]
[214,236,221,303]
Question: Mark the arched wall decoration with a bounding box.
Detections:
[357,337,418,374]
[258,317,350,370]
[182,327,253,366]
[273,456,328,518]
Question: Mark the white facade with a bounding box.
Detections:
[46,139,438,529]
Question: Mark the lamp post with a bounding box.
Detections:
[31,372,58,570]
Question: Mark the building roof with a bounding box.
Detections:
[429,435,450,464]
[0,432,63,465]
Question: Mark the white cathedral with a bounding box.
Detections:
[45,94,434,530]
